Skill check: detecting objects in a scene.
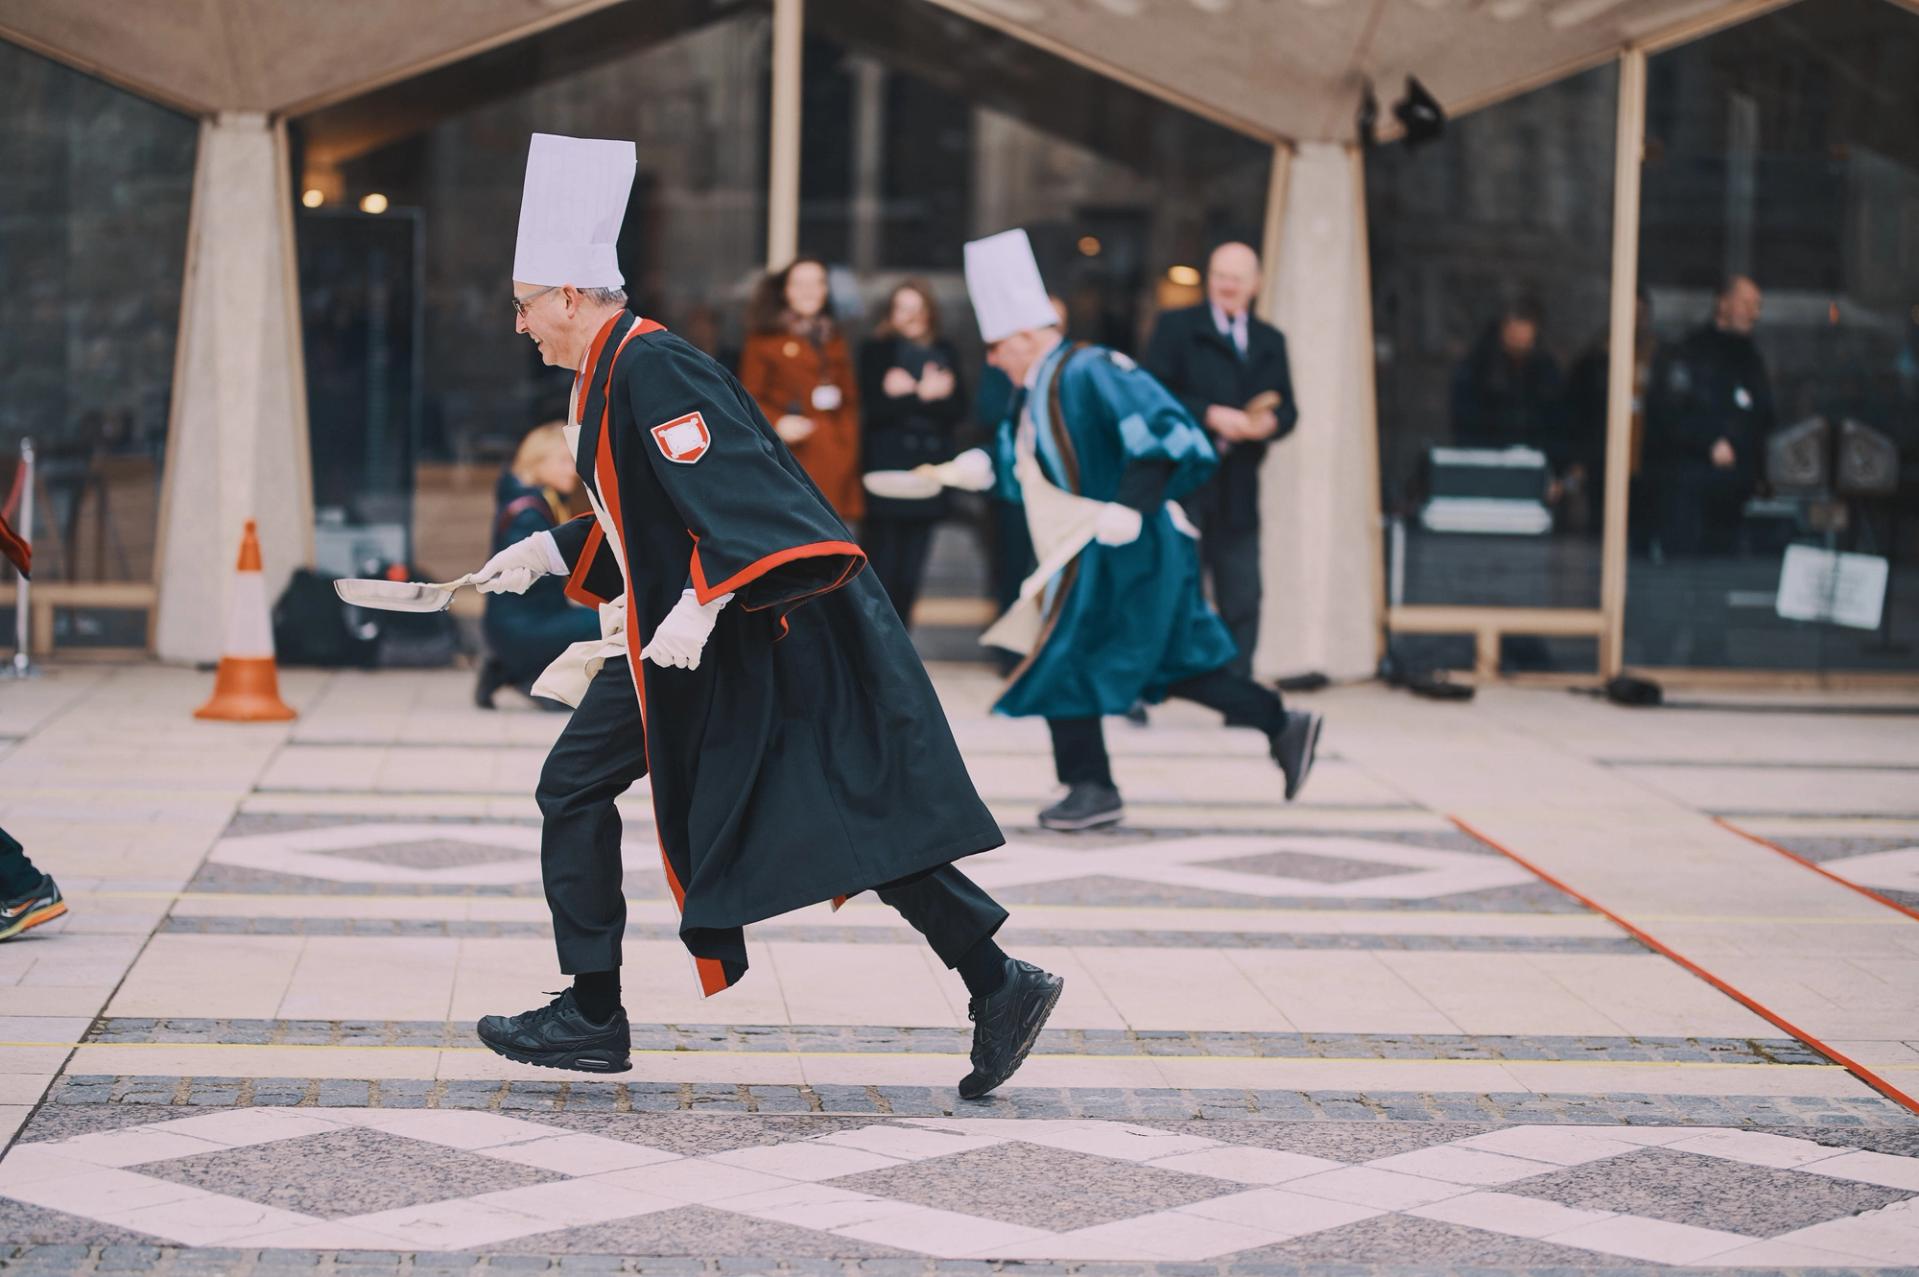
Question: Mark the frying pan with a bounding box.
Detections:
[333,574,477,613]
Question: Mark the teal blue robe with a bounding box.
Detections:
[991,342,1237,719]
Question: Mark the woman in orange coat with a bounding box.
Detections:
[737,257,863,520]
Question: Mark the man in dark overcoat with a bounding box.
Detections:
[1143,242,1297,678]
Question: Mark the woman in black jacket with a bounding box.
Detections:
[476,423,601,708]
[857,280,967,626]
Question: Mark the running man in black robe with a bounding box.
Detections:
[466,134,1061,1098]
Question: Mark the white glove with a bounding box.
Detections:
[1094,503,1144,547]
[644,589,731,670]
[931,448,996,492]
[474,531,564,595]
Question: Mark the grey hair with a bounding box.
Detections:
[581,286,628,306]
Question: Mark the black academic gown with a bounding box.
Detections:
[549,311,1004,995]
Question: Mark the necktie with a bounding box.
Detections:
[1222,313,1247,359]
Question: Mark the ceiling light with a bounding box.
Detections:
[1078,236,1102,257]
[301,189,324,209]
[1167,265,1201,287]
[359,193,389,215]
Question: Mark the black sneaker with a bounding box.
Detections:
[1269,709,1323,801]
[0,875,65,942]
[477,988,631,1073]
[1038,782,1123,831]
[959,958,1064,1100]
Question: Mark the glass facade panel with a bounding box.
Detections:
[292,4,771,577]
[799,0,1271,366]
[1368,67,1618,673]
[1625,0,1919,672]
[792,0,1269,641]
[0,40,196,588]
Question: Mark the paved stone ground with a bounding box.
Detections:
[3,664,1919,1273]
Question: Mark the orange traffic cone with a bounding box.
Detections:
[194,519,296,722]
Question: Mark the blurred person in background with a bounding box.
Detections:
[1644,275,1774,557]
[1564,290,1657,537]
[1450,297,1567,465]
[858,280,967,625]
[1145,242,1296,679]
[738,257,863,520]
[476,422,600,709]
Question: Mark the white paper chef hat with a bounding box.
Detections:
[512,133,636,288]
[963,228,1059,343]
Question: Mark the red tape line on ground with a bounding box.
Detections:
[1714,816,1919,925]
[1449,814,1919,1118]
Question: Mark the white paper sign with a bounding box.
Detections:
[1775,544,1888,630]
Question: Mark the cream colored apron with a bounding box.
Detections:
[528,421,631,707]
[978,409,1201,658]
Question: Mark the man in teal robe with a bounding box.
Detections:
[959,229,1323,831]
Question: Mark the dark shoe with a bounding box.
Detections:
[0,875,65,941]
[477,988,631,1073]
[474,657,512,710]
[959,958,1064,1100]
[1038,782,1123,831]
[1123,700,1150,727]
[1269,709,1323,801]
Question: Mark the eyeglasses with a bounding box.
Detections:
[511,284,560,318]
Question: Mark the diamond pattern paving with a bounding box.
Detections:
[522,1113,888,1157]
[497,1204,919,1256]
[1239,1212,1622,1265]
[828,1141,1243,1230]
[1503,1145,1916,1235]
[8,1110,1919,1261]
[325,839,532,870]
[1198,849,1409,883]
[133,1127,565,1218]
[1159,1120,1501,1163]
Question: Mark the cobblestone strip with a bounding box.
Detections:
[74,1013,1826,1067]
[78,1020,1825,1065]
[40,1075,1919,1126]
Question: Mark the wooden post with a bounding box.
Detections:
[1255,143,1293,324]
[1599,48,1648,676]
[766,0,804,268]
[1349,146,1387,667]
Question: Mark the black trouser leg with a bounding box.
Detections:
[890,520,936,626]
[535,658,648,975]
[0,825,40,897]
[863,519,906,622]
[1048,717,1112,787]
[1205,521,1263,680]
[1167,667,1285,733]
[874,864,1009,968]
[864,517,937,626]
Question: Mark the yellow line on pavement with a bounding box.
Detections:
[83,889,1610,925]
[1632,913,1911,925]
[80,890,1908,928]
[2,1041,1845,1069]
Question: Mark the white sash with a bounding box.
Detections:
[529,421,632,707]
